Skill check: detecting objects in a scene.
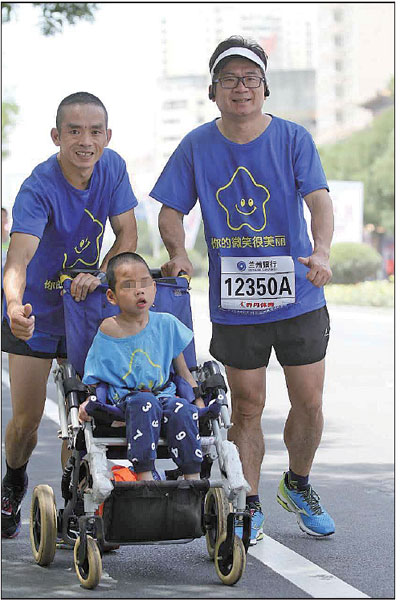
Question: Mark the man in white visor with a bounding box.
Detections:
[151,35,335,544]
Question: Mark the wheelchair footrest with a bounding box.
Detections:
[102,479,210,543]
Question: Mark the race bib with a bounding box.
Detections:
[220,256,295,312]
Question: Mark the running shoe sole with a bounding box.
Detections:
[277,488,334,538]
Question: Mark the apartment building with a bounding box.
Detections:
[152,3,393,177]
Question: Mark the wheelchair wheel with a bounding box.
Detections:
[204,487,230,559]
[214,533,246,586]
[73,535,102,589]
[29,484,57,566]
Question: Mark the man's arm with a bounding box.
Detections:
[70,209,138,301]
[158,205,193,277]
[3,232,39,340]
[299,189,334,288]
[100,208,138,270]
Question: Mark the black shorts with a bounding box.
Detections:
[1,318,67,359]
[209,306,330,369]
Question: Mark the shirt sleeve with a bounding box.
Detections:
[169,314,194,359]
[150,138,198,215]
[293,130,329,198]
[109,153,138,217]
[11,182,50,240]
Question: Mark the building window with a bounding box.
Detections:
[333,8,343,22]
[335,60,343,71]
[335,85,344,98]
[163,100,188,110]
[335,109,343,123]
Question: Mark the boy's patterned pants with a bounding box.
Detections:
[117,392,203,474]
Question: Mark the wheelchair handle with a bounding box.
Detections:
[61,267,187,281]
[61,268,100,277]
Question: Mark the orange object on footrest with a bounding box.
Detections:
[96,465,137,516]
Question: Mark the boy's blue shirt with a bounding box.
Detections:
[150,116,329,324]
[83,311,193,403]
[6,148,138,335]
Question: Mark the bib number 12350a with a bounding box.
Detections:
[220,256,295,312]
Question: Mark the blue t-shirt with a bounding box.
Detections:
[7,148,138,334]
[83,312,193,403]
[150,116,329,324]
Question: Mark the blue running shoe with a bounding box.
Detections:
[277,472,335,537]
[235,501,265,545]
[1,475,28,539]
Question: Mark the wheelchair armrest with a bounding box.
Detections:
[86,398,125,422]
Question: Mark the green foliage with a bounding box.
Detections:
[141,248,169,272]
[142,247,207,278]
[2,100,19,158]
[136,219,158,257]
[2,3,97,36]
[187,248,208,277]
[138,217,210,277]
[325,278,394,307]
[330,242,382,284]
[1,4,13,22]
[194,222,208,257]
[319,103,394,233]
[190,277,209,293]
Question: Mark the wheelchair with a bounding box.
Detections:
[29,269,251,588]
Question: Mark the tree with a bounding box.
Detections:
[318,99,394,233]
[2,3,97,36]
[2,100,19,159]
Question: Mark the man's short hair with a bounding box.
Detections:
[56,92,108,131]
[209,35,268,78]
[106,252,152,292]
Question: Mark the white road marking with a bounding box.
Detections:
[2,368,10,385]
[44,397,60,423]
[249,536,370,598]
[1,370,370,599]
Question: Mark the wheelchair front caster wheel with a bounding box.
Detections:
[29,484,57,566]
[214,533,246,586]
[204,487,230,559]
[73,535,102,589]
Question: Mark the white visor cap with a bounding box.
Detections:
[210,47,266,80]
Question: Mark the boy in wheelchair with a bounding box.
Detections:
[78,251,219,480]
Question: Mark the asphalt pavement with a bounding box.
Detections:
[1,294,394,599]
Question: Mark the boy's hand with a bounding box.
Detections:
[197,401,221,419]
[78,399,91,422]
[194,397,205,408]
